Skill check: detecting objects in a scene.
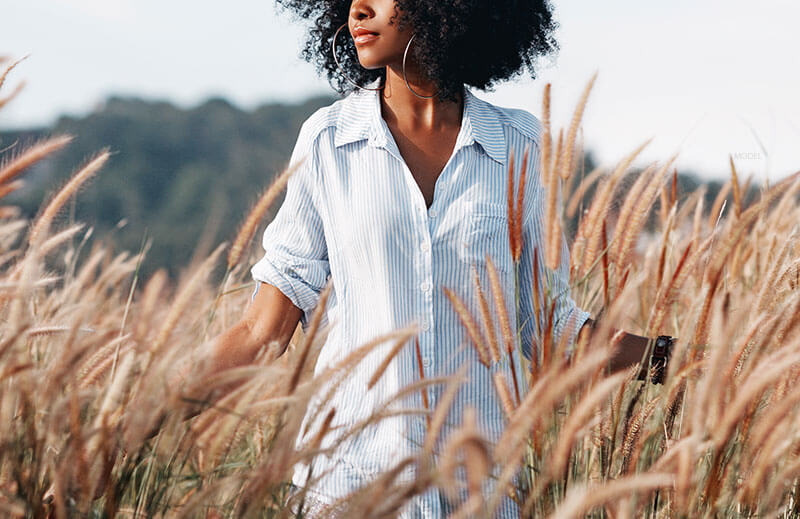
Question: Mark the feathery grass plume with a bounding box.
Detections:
[755,228,799,312]
[713,349,800,449]
[78,333,132,388]
[577,139,652,275]
[488,351,612,514]
[541,83,552,182]
[0,80,25,112]
[546,132,563,270]
[0,54,29,89]
[608,163,657,262]
[551,473,674,519]
[729,154,742,218]
[310,324,416,414]
[289,280,333,393]
[655,205,676,289]
[367,334,412,389]
[414,335,431,427]
[439,408,490,503]
[614,158,674,270]
[530,247,543,348]
[28,149,109,247]
[148,243,224,358]
[601,218,610,305]
[471,264,500,363]
[495,345,611,463]
[421,367,467,458]
[0,179,23,200]
[708,180,731,230]
[566,165,604,219]
[0,135,72,186]
[550,371,628,479]
[559,71,597,181]
[493,371,516,419]
[506,150,519,259]
[227,157,305,270]
[38,222,84,258]
[620,396,659,474]
[646,238,693,335]
[741,412,796,505]
[443,285,490,367]
[485,256,519,403]
[512,145,529,262]
[133,268,167,343]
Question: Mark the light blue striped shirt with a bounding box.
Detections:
[250,79,590,517]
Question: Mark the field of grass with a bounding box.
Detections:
[3,55,800,518]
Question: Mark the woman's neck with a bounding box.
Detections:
[379,64,463,132]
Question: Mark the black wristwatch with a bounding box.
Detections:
[650,335,675,384]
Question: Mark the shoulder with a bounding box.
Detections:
[293,98,346,150]
[470,91,544,146]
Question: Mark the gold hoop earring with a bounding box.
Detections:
[402,34,438,99]
[332,23,384,91]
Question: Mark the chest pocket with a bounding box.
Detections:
[460,201,515,276]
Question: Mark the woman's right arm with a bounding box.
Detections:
[207,281,302,373]
[170,282,302,417]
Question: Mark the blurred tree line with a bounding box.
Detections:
[0,94,740,280]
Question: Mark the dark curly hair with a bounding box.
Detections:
[274,0,560,102]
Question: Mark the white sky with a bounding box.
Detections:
[3,0,799,180]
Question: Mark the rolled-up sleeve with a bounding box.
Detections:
[517,141,591,361]
[250,119,330,332]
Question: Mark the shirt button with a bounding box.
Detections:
[428,208,438,218]
[422,357,432,368]
[421,242,430,253]
[420,281,431,292]
[421,321,431,332]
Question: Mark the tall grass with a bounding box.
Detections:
[3,53,800,518]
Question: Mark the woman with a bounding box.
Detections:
[198,0,672,516]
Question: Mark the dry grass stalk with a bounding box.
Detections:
[576,139,652,274]
[227,158,304,270]
[620,396,660,474]
[545,132,563,270]
[506,150,519,260]
[471,264,500,364]
[566,165,605,219]
[708,181,731,230]
[551,473,674,519]
[541,83,552,183]
[485,256,519,403]
[367,334,412,390]
[559,71,597,181]
[614,158,674,270]
[289,281,333,393]
[439,408,490,505]
[443,285,490,367]
[493,371,516,419]
[28,150,109,247]
[512,145,529,262]
[550,371,628,479]
[729,154,742,218]
[148,244,224,357]
[0,179,23,200]
[0,135,72,187]
[414,335,431,427]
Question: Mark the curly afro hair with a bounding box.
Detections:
[275,0,560,102]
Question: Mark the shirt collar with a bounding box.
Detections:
[334,78,506,165]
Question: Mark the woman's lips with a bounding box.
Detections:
[353,27,379,45]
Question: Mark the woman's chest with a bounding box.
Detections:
[319,145,516,286]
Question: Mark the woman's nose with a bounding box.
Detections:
[349,0,375,21]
